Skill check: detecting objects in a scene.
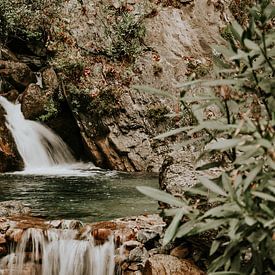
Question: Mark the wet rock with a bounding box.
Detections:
[47,220,62,228]
[144,254,205,275]
[129,247,149,262]
[20,84,47,119]
[60,219,83,230]
[92,228,113,244]
[0,105,23,172]
[0,234,6,244]
[0,61,36,91]
[124,240,142,249]
[41,67,59,91]
[137,230,159,244]
[0,47,19,62]
[6,228,24,243]
[1,90,19,102]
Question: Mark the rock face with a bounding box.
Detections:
[144,254,205,275]
[55,0,229,172]
[0,105,23,172]
[0,0,231,172]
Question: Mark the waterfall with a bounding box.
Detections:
[0,228,115,275]
[0,96,75,169]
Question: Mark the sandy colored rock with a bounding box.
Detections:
[144,254,205,275]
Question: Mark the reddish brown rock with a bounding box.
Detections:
[170,245,190,259]
[0,106,23,172]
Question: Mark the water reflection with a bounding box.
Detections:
[0,170,158,222]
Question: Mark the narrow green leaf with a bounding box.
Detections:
[257,139,272,149]
[229,50,249,61]
[267,186,275,196]
[177,79,241,88]
[196,161,222,171]
[206,139,241,151]
[182,187,209,197]
[245,216,257,226]
[251,191,275,202]
[234,148,262,164]
[163,208,185,246]
[230,21,244,42]
[264,218,275,228]
[183,95,218,102]
[198,176,227,197]
[193,219,226,234]
[267,156,275,170]
[136,186,188,208]
[243,164,262,191]
[132,85,177,100]
[154,127,192,140]
[244,39,259,50]
[208,272,242,275]
[202,203,240,219]
[210,240,221,256]
[173,137,205,149]
[175,220,197,238]
[164,208,179,216]
[259,203,274,217]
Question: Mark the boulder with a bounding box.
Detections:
[20,84,47,120]
[0,61,36,91]
[143,254,205,275]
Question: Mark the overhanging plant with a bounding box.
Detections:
[135,1,275,274]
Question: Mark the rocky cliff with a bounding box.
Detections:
[0,0,231,172]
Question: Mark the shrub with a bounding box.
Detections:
[0,0,61,46]
[105,11,146,62]
[136,1,275,274]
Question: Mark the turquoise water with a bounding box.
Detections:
[0,169,159,222]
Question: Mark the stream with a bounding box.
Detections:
[0,169,158,222]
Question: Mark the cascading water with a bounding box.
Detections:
[0,96,76,169]
[0,228,115,275]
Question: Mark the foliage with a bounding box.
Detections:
[105,11,146,61]
[136,1,275,274]
[0,0,61,44]
[39,98,59,122]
